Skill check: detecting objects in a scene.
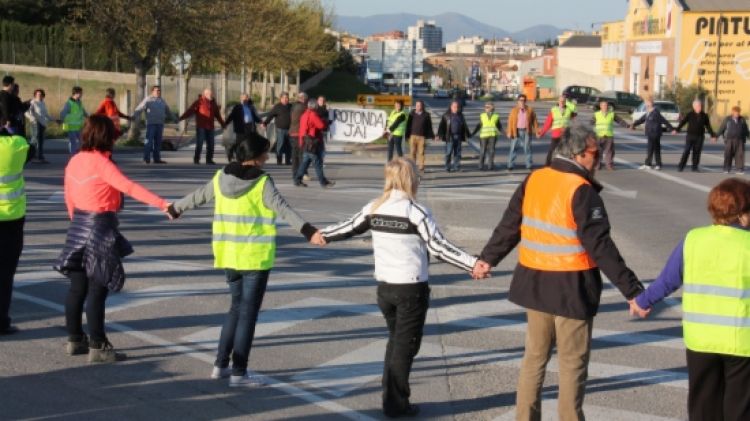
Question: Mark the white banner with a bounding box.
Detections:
[329,107,387,143]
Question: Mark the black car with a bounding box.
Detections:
[562,85,601,104]
[588,90,643,113]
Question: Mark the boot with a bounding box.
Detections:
[66,335,89,356]
[88,340,127,363]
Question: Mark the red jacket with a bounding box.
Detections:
[64,150,167,219]
[180,96,225,130]
[94,97,129,137]
[298,109,325,147]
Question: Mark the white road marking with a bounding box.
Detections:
[492,399,682,421]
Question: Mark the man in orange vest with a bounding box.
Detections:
[472,124,644,420]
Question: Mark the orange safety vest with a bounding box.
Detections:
[519,167,597,271]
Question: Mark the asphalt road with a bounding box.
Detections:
[1,98,739,420]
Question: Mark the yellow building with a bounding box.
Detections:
[618,0,750,114]
[601,21,626,91]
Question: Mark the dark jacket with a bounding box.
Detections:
[180,96,225,130]
[717,116,749,142]
[262,102,292,130]
[0,90,25,134]
[55,210,134,292]
[676,111,715,138]
[316,105,331,130]
[289,102,307,136]
[437,111,471,142]
[404,110,435,139]
[632,108,674,137]
[478,158,644,320]
[226,102,261,135]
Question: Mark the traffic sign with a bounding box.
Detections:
[356,94,412,107]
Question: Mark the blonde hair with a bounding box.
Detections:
[371,158,419,212]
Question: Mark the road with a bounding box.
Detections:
[1,98,739,420]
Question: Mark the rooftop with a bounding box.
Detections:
[559,35,602,48]
[678,0,750,11]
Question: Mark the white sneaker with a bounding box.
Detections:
[229,374,265,387]
[724,171,731,174]
[638,165,649,170]
[210,366,232,379]
[302,174,311,182]
[737,171,745,175]
[653,166,661,171]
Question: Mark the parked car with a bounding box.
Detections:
[562,85,601,104]
[631,100,681,129]
[589,90,643,112]
[433,89,451,99]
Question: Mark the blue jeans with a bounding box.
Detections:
[509,129,533,169]
[387,135,403,162]
[143,123,164,162]
[194,127,215,163]
[215,269,270,376]
[30,122,46,160]
[275,128,291,164]
[445,134,462,171]
[67,131,81,154]
[295,151,328,186]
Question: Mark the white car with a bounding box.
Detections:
[631,101,681,130]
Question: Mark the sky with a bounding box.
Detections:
[322,0,630,32]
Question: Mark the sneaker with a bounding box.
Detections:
[302,174,311,182]
[88,340,127,363]
[143,160,151,164]
[66,335,89,356]
[638,165,649,170]
[653,165,661,171]
[294,181,307,187]
[229,374,265,388]
[724,170,731,174]
[211,366,232,379]
[738,171,745,175]
[322,180,336,189]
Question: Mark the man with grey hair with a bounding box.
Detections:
[294,98,334,188]
[472,123,644,420]
[673,99,717,172]
[288,92,309,178]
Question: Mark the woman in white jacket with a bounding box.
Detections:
[26,89,53,163]
[322,158,485,418]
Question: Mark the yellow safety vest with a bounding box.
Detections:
[683,225,750,357]
[212,172,277,270]
[387,110,407,137]
[551,106,572,130]
[479,112,500,139]
[0,135,29,221]
[594,111,616,138]
[62,99,84,132]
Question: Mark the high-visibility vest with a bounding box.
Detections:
[212,172,277,270]
[682,225,750,357]
[594,111,616,138]
[0,135,29,221]
[479,112,500,138]
[566,100,578,114]
[550,106,573,131]
[388,110,407,137]
[519,167,597,271]
[62,99,84,132]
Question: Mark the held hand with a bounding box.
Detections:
[628,299,650,318]
[165,203,181,220]
[711,137,718,143]
[471,260,491,280]
[310,230,327,246]
[671,130,678,135]
[536,130,543,138]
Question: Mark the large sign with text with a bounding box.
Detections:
[329,107,387,143]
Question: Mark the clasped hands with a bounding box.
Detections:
[628,299,650,319]
[471,259,491,280]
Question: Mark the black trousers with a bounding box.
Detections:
[645,134,663,167]
[65,270,109,344]
[723,138,745,172]
[291,142,303,179]
[0,218,24,330]
[545,137,561,166]
[687,349,750,421]
[678,135,705,171]
[376,282,430,415]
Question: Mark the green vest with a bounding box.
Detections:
[683,225,750,357]
[387,110,407,137]
[594,111,616,138]
[566,100,577,114]
[0,135,29,221]
[551,106,572,130]
[62,99,84,132]
[479,112,500,138]
[212,172,277,270]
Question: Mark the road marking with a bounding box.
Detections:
[492,398,682,421]
[599,180,638,199]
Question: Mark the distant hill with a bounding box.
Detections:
[333,12,563,44]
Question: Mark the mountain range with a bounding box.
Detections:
[333,12,564,44]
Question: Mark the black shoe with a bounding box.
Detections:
[206,160,217,165]
[384,404,420,418]
[322,180,336,189]
[154,160,167,164]
[0,325,19,335]
[294,181,308,187]
[677,167,684,172]
[194,160,200,165]
[143,160,150,164]
[692,168,700,172]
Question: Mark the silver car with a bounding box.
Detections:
[631,101,681,129]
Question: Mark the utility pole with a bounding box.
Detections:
[713,14,723,109]
[409,40,415,99]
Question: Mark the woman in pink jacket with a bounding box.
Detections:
[55,115,171,363]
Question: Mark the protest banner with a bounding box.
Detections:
[329,107,387,143]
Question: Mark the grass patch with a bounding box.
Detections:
[306,71,377,102]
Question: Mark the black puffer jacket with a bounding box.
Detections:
[55,210,133,291]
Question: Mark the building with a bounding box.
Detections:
[601,21,626,91]
[366,39,425,86]
[614,0,750,114]
[366,30,405,42]
[445,36,485,55]
[555,35,604,94]
[407,20,443,53]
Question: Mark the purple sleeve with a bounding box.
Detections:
[635,240,684,309]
